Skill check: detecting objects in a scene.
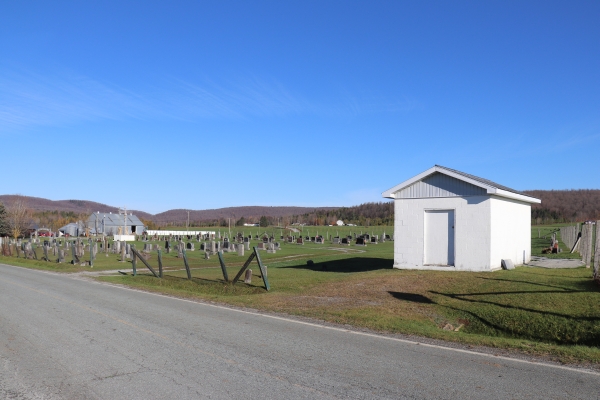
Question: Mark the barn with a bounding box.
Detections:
[86,212,145,236]
[382,165,541,271]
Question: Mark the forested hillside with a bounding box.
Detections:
[524,189,600,223]
[2,189,598,229]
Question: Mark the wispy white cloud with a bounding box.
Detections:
[0,67,417,131]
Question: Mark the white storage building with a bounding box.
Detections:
[382,165,541,272]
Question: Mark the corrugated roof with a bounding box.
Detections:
[382,165,541,203]
[88,213,145,227]
[434,165,533,198]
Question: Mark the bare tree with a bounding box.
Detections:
[6,196,31,239]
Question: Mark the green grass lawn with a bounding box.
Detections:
[531,223,586,259]
[2,224,598,364]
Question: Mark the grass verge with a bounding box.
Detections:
[98,252,600,365]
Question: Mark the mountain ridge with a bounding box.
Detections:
[0,195,338,223]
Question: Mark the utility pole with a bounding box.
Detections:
[187,211,190,233]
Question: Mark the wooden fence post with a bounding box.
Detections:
[89,241,94,267]
[582,225,593,268]
[232,252,256,284]
[132,245,137,276]
[182,249,192,279]
[253,246,270,291]
[130,246,159,278]
[593,221,600,280]
[217,251,229,282]
[158,249,163,278]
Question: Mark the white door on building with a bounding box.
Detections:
[424,210,455,266]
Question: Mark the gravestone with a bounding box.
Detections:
[315,236,323,244]
[267,243,276,254]
[257,242,265,250]
[356,237,366,246]
[210,241,216,253]
[58,249,65,263]
[297,237,304,245]
[204,251,210,260]
[333,237,340,244]
[186,242,195,251]
[237,244,244,256]
[245,241,250,251]
[370,237,378,244]
[274,242,281,250]
[341,238,350,245]
[244,269,252,284]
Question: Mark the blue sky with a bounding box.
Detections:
[1,1,598,214]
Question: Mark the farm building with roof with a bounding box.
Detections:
[382,165,541,272]
[86,212,145,236]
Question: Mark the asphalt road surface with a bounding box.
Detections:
[0,264,598,399]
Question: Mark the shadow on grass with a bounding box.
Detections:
[428,290,600,321]
[280,257,393,273]
[388,292,434,304]
[387,289,600,345]
[126,271,267,291]
[477,276,600,292]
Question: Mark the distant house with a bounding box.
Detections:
[382,165,541,271]
[86,212,145,236]
[59,222,85,237]
[336,220,344,226]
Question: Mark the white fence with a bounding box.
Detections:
[146,230,215,236]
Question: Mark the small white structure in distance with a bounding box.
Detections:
[382,165,541,272]
[146,230,215,236]
[336,220,344,226]
[114,234,136,242]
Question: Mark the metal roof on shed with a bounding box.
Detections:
[87,213,145,227]
[382,165,541,204]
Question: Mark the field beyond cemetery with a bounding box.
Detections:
[1,224,599,364]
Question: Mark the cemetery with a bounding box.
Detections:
[0,221,599,363]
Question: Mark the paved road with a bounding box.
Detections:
[0,264,597,399]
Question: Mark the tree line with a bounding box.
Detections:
[2,190,599,234]
[524,189,600,224]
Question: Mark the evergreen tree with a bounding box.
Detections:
[0,202,9,237]
[259,216,268,227]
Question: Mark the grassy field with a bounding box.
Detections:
[1,224,598,364]
[531,223,583,259]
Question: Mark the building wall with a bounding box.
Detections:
[393,196,492,271]
[489,196,531,268]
